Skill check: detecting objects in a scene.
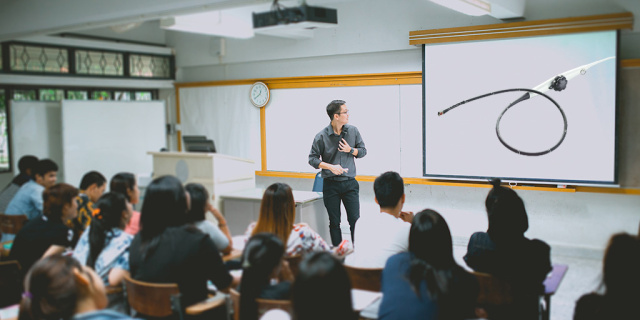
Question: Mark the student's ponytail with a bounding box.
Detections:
[87,193,128,268]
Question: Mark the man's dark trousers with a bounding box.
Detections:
[322,177,359,246]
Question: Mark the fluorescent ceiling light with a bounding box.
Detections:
[430,0,491,16]
[160,9,255,39]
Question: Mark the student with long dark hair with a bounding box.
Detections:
[379,209,478,320]
[72,192,132,286]
[185,183,232,254]
[464,178,551,320]
[239,233,293,320]
[10,183,78,278]
[18,255,133,320]
[129,175,236,307]
[110,173,141,235]
[292,252,356,320]
[574,233,640,320]
[247,183,329,256]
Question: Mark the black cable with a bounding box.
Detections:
[437,88,567,156]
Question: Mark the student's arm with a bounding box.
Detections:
[108,268,130,286]
[208,205,233,255]
[42,245,66,258]
[202,236,234,292]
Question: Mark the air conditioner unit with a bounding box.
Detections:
[252,4,337,39]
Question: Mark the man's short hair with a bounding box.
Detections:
[326,100,346,120]
[374,171,404,208]
[79,171,107,190]
[17,155,38,174]
[33,159,58,178]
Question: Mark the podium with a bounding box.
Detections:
[148,152,255,212]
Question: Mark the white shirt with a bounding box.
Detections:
[345,210,410,268]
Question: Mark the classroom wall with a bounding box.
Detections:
[170,0,640,83]
[170,0,640,259]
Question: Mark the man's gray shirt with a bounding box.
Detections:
[308,124,367,179]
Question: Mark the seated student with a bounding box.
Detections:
[69,171,107,245]
[18,255,134,320]
[239,233,294,320]
[0,155,38,214]
[573,233,640,320]
[464,178,551,320]
[246,183,330,257]
[185,183,233,255]
[292,251,356,320]
[129,175,237,308]
[109,173,141,235]
[72,192,133,286]
[9,183,78,278]
[379,209,479,320]
[345,171,413,268]
[6,159,58,220]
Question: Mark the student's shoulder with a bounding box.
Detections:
[527,237,551,254]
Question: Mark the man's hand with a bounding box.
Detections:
[399,211,414,223]
[338,138,352,153]
[329,164,346,175]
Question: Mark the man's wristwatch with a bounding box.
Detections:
[350,148,356,155]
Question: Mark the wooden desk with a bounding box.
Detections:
[220,189,329,243]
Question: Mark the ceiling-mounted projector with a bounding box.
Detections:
[252,4,337,39]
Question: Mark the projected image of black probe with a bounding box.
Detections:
[437,56,614,156]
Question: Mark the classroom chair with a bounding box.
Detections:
[0,214,28,235]
[229,288,292,320]
[344,265,382,292]
[473,263,568,320]
[123,274,229,320]
[0,260,22,308]
[284,254,302,277]
[312,172,323,192]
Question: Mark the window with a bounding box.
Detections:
[135,91,152,101]
[13,89,37,101]
[0,89,7,170]
[39,89,64,101]
[130,54,171,78]
[114,91,131,101]
[75,49,124,76]
[91,91,112,100]
[10,44,69,73]
[67,90,88,100]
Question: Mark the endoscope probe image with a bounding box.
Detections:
[437,56,615,156]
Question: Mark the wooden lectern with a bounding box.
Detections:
[147,152,255,212]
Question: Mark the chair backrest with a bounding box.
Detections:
[344,265,382,292]
[0,214,28,235]
[0,260,22,308]
[284,254,302,277]
[230,288,292,320]
[473,272,514,306]
[312,172,323,192]
[123,274,182,318]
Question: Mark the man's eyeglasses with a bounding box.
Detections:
[337,110,349,115]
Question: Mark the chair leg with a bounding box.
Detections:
[542,295,551,320]
[171,293,184,320]
[225,294,232,320]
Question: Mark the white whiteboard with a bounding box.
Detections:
[10,101,65,182]
[61,100,166,188]
[265,86,402,176]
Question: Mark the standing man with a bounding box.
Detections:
[309,100,367,246]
